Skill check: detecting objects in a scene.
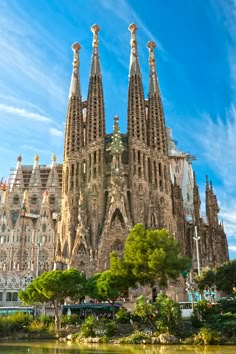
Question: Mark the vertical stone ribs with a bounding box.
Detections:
[65,97,83,156]
[147,41,168,155]
[128,75,146,142]
[205,176,219,228]
[87,24,105,145]
[128,24,146,144]
[64,43,83,159]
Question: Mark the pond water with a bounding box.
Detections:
[0,342,235,354]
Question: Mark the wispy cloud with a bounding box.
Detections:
[229,245,236,251]
[20,145,52,155]
[0,1,67,105]
[197,106,236,191]
[96,0,166,73]
[219,201,236,239]
[211,0,236,92]
[99,0,164,51]
[49,128,64,137]
[0,103,53,123]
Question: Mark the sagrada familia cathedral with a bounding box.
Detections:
[0,24,228,305]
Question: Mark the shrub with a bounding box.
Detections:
[61,314,79,327]
[194,327,221,345]
[79,316,98,338]
[116,307,131,323]
[193,300,220,321]
[28,320,48,332]
[133,295,156,327]
[104,321,117,336]
[39,315,54,327]
[155,294,182,334]
[119,330,152,344]
[0,313,33,335]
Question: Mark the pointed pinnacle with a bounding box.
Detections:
[72,42,81,68]
[91,24,100,48]
[128,23,138,33]
[147,41,156,66]
[72,42,81,52]
[129,24,138,49]
[147,40,156,50]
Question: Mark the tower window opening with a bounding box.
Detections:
[148,158,152,183]
[159,162,162,176]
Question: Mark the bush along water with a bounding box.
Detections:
[2,295,236,344]
[190,297,236,344]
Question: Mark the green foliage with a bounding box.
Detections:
[133,294,182,335]
[39,315,54,327]
[121,224,190,287]
[133,295,156,325]
[104,321,117,336]
[61,314,79,327]
[115,307,131,324]
[79,315,98,338]
[28,320,47,332]
[118,330,152,344]
[215,260,236,294]
[195,268,216,292]
[20,268,86,305]
[191,299,236,339]
[154,294,182,334]
[86,270,129,320]
[192,300,220,323]
[217,296,236,313]
[194,327,221,345]
[19,268,86,329]
[0,313,33,335]
[196,261,236,295]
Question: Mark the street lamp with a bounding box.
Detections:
[193,225,201,276]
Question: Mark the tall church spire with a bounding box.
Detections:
[69,42,82,98]
[127,23,146,143]
[147,40,160,95]
[64,42,83,158]
[87,24,105,144]
[146,41,167,154]
[90,24,101,76]
[128,23,141,77]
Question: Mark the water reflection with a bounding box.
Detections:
[0,342,235,354]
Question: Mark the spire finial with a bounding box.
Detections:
[147,40,160,95]
[69,42,82,98]
[34,154,39,162]
[91,24,100,48]
[17,154,22,162]
[51,153,56,162]
[72,42,81,69]
[128,23,141,76]
[128,23,138,48]
[147,40,156,65]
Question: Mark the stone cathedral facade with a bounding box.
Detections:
[0,24,228,305]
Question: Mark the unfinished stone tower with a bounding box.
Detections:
[55,24,228,278]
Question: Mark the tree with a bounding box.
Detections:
[196,260,236,296]
[133,295,156,328]
[215,260,236,295]
[155,293,182,334]
[195,268,216,292]
[86,270,129,320]
[116,224,190,288]
[19,268,86,330]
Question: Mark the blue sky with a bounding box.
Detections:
[0,0,235,259]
